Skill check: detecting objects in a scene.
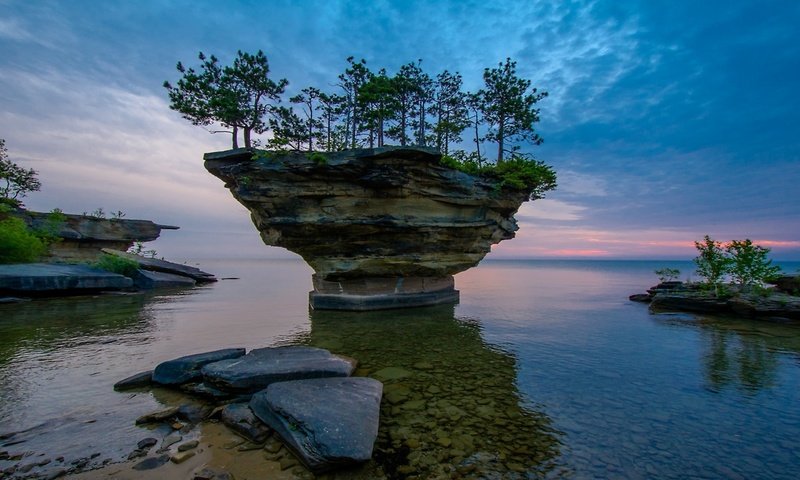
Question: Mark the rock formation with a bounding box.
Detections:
[14,209,178,262]
[204,147,531,309]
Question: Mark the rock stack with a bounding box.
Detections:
[204,147,531,310]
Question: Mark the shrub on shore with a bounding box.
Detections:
[93,254,140,278]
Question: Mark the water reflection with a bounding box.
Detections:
[0,290,195,472]
[301,306,567,479]
[655,313,798,394]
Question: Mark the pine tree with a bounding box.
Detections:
[477,58,547,163]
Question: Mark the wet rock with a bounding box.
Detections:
[133,269,196,289]
[170,450,196,464]
[135,406,180,425]
[177,404,213,423]
[138,438,158,450]
[132,454,169,470]
[0,263,133,293]
[113,370,153,390]
[250,377,383,473]
[162,432,182,449]
[192,466,234,480]
[152,348,246,385]
[202,346,356,393]
[42,467,67,479]
[628,293,652,303]
[220,403,273,443]
[180,382,240,400]
[178,440,199,452]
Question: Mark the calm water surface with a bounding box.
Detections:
[1,259,799,478]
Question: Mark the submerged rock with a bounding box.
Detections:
[152,348,246,385]
[202,346,356,393]
[249,377,383,473]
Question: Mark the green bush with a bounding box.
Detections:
[440,152,557,200]
[0,216,46,263]
[93,254,140,278]
[307,152,328,166]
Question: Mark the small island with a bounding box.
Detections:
[631,236,800,323]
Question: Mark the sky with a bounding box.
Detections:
[1,0,799,261]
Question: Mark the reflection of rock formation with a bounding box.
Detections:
[204,147,530,310]
[657,313,797,393]
[298,306,565,479]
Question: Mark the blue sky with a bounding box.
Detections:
[1,0,798,260]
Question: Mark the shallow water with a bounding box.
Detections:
[1,258,799,478]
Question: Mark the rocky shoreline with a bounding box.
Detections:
[629,275,800,323]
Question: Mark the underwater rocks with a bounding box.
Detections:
[250,377,383,473]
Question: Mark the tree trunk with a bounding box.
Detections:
[231,126,239,149]
[473,111,481,160]
[497,120,504,163]
[244,127,251,148]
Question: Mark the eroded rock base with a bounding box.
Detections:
[309,275,460,311]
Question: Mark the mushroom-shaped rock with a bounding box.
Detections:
[249,377,383,473]
[201,346,356,393]
[152,348,246,385]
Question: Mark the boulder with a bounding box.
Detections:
[101,249,216,282]
[220,403,273,443]
[202,346,357,393]
[0,263,132,293]
[133,270,196,289]
[152,348,246,385]
[628,293,652,303]
[249,377,383,473]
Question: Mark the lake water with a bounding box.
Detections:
[1,258,799,479]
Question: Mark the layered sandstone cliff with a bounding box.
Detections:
[204,147,531,309]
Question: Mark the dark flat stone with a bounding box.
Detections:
[153,348,246,385]
[133,270,196,289]
[0,263,132,293]
[202,346,356,393]
[249,377,383,473]
[113,370,153,390]
[220,403,273,443]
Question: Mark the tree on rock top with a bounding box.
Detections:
[164,50,288,149]
[477,58,548,163]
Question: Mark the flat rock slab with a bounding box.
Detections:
[134,270,196,289]
[0,263,133,293]
[250,377,383,473]
[220,403,273,443]
[114,370,153,390]
[202,346,357,393]
[153,348,246,385]
[102,249,216,282]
